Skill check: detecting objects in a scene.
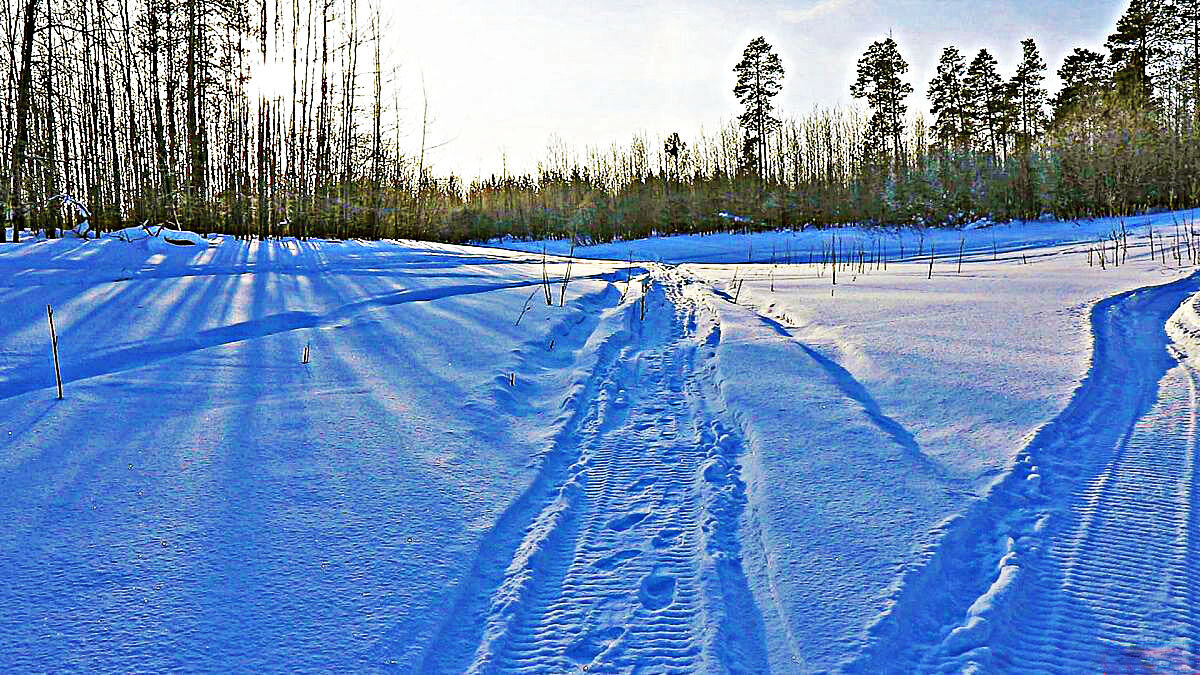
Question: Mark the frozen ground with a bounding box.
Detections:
[1,211,1199,672]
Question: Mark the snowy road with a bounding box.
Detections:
[852,273,1200,673]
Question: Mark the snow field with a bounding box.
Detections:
[0,235,631,670]
[3,210,1200,671]
[641,223,1198,669]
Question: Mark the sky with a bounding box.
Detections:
[380,0,1128,179]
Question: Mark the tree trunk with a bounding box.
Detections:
[148,1,173,222]
[186,0,206,228]
[8,0,38,243]
[43,10,60,238]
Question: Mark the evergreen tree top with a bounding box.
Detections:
[733,37,785,101]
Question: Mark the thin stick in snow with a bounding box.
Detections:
[558,238,575,307]
[541,248,553,305]
[47,305,63,400]
[515,287,539,326]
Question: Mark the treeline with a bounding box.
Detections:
[0,0,413,243]
[1,0,1198,245]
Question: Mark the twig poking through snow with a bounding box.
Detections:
[558,238,575,307]
[515,288,539,326]
[47,305,63,400]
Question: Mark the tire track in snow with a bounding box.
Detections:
[846,273,1200,673]
[414,282,638,672]
[442,269,768,673]
[980,361,1200,672]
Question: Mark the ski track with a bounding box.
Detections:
[848,273,1200,674]
[430,268,768,674]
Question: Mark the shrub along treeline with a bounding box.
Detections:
[1,0,1197,245]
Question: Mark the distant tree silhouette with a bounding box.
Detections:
[851,37,913,168]
[733,37,784,179]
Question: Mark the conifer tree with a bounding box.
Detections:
[1167,0,1199,127]
[928,46,969,152]
[1106,0,1169,108]
[664,132,686,183]
[733,37,784,178]
[851,37,913,167]
[1011,38,1049,145]
[1051,48,1111,125]
[964,49,1005,159]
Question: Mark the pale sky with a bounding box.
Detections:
[386,0,1126,179]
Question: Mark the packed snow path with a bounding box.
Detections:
[852,273,1200,673]
[425,268,769,672]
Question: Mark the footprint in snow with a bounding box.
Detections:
[564,626,624,663]
[651,528,682,549]
[629,477,657,492]
[606,511,650,532]
[638,572,677,610]
[592,549,640,571]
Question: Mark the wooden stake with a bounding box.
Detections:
[47,304,62,400]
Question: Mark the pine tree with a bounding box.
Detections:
[1167,0,1199,128]
[732,37,784,179]
[664,132,686,183]
[1106,0,1170,108]
[1011,38,1049,145]
[928,46,969,152]
[1051,48,1111,125]
[964,49,1005,159]
[851,37,913,167]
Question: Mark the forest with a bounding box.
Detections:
[0,0,1197,244]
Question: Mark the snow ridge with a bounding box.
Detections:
[846,273,1200,673]
[1167,289,1200,360]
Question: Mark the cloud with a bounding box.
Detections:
[778,0,853,23]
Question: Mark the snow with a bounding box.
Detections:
[2,209,1199,671]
